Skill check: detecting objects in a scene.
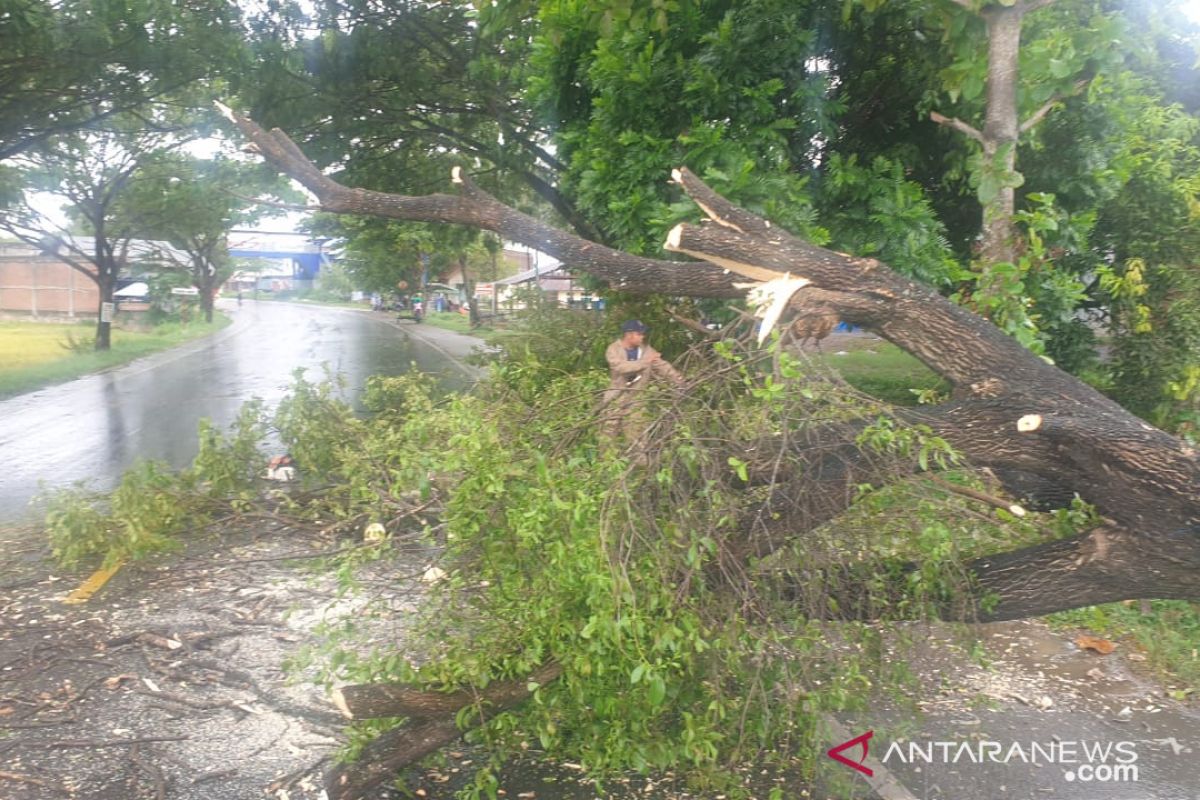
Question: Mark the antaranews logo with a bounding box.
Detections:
[826,730,874,777]
[827,731,1140,784]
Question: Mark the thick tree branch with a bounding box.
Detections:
[325,716,461,800]
[669,167,775,236]
[325,663,562,800]
[333,662,562,720]
[803,525,1200,623]
[218,104,741,298]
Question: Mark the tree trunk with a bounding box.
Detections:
[930,1,1066,272]
[457,254,479,328]
[199,279,215,323]
[977,4,1022,268]
[94,277,113,351]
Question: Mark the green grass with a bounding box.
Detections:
[1048,601,1200,697]
[820,343,948,405]
[0,315,231,399]
[421,311,507,344]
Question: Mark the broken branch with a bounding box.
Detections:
[333,661,562,720]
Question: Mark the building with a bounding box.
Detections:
[476,264,599,311]
[0,239,188,319]
[227,230,336,292]
[434,247,532,291]
[0,243,97,317]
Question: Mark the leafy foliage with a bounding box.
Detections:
[248,341,1070,794]
[0,0,245,163]
[45,400,266,568]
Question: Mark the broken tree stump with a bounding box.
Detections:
[324,662,561,800]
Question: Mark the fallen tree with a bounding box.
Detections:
[221,106,1199,797]
[224,104,1199,615]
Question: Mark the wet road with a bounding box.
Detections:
[0,300,468,522]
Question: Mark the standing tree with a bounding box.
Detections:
[122,155,295,322]
[0,117,186,349]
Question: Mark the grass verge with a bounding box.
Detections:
[0,315,231,399]
[820,342,948,405]
[1048,601,1200,697]
[421,311,509,345]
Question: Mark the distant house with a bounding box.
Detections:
[436,247,532,291]
[476,264,598,311]
[0,238,188,319]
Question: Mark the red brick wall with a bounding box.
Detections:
[0,255,98,317]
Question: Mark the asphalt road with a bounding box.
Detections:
[0,300,469,522]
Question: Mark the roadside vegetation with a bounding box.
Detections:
[0,315,230,399]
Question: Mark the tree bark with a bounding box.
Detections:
[198,273,215,323]
[93,228,116,351]
[977,4,1023,268]
[94,276,114,351]
[324,663,561,800]
[333,662,562,720]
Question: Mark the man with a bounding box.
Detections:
[600,320,685,445]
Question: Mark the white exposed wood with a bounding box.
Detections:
[332,687,353,719]
[213,100,237,124]
[665,223,683,250]
[744,275,812,344]
[1017,414,1043,432]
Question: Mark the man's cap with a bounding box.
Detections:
[621,319,648,333]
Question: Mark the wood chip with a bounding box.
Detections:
[1075,634,1117,655]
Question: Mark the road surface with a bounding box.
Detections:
[0,300,472,522]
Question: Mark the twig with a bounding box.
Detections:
[926,474,1025,516]
[1019,78,1090,134]
[41,735,189,749]
[217,541,379,565]
[133,687,233,711]
[129,743,167,800]
[191,768,238,785]
[268,755,330,793]
[930,111,984,143]
[0,770,67,792]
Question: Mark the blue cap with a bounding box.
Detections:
[621,319,648,333]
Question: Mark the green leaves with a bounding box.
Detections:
[726,456,749,483]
